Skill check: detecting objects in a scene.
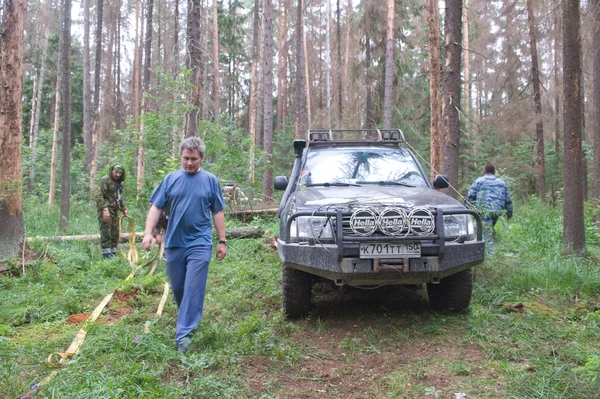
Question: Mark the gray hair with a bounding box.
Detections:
[179,136,206,157]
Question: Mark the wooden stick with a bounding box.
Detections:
[26,226,265,242]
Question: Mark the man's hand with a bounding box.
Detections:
[122,209,129,217]
[142,233,155,251]
[102,209,110,222]
[216,243,227,261]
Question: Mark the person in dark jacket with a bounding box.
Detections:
[466,164,513,254]
[96,164,128,259]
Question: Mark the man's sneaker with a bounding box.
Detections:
[178,337,192,353]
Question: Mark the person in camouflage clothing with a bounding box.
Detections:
[466,164,513,254]
[96,164,128,259]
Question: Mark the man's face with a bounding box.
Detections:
[181,148,203,174]
[111,170,123,180]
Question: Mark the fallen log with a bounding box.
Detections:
[26,226,264,243]
[228,207,279,222]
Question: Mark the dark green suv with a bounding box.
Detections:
[274,129,485,317]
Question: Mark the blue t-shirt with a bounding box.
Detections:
[150,168,225,248]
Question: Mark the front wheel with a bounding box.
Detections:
[427,269,473,311]
[282,265,313,318]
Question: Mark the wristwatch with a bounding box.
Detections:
[218,240,228,246]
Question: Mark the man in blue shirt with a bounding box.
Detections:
[466,164,513,254]
[142,137,227,353]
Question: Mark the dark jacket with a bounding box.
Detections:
[96,165,127,213]
[466,173,513,218]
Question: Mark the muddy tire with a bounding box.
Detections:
[282,265,313,318]
[427,269,473,311]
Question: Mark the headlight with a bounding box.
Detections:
[443,214,476,241]
[290,216,334,240]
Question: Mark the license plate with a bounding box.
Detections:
[359,242,421,258]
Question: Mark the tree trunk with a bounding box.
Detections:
[336,0,342,126]
[262,0,274,202]
[137,0,154,192]
[186,0,202,137]
[212,0,220,119]
[174,0,179,73]
[462,0,470,119]
[427,0,442,179]
[28,23,39,150]
[0,0,26,260]
[441,0,462,198]
[326,0,332,126]
[365,3,373,129]
[83,0,92,169]
[133,0,142,132]
[28,30,49,194]
[116,6,123,130]
[382,0,394,129]
[303,14,311,131]
[59,0,72,234]
[88,0,104,200]
[593,0,600,224]
[248,0,260,182]
[256,5,264,146]
[276,0,288,132]
[562,0,585,255]
[48,5,64,208]
[295,0,308,139]
[527,0,546,201]
[342,0,351,121]
[201,1,210,121]
[553,0,561,155]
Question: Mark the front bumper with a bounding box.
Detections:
[278,207,485,286]
[278,239,484,286]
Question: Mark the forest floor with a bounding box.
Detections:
[241,287,496,399]
[2,200,600,398]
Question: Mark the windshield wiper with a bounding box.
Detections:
[357,180,416,187]
[306,182,361,187]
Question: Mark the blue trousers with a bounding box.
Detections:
[165,245,212,344]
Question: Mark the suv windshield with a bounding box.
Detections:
[299,146,428,187]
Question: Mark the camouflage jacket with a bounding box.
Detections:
[96,176,126,213]
[466,174,513,218]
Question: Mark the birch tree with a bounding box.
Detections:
[48,5,64,208]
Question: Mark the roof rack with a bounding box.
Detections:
[307,129,405,144]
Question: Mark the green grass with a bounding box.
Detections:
[1,198,600,398]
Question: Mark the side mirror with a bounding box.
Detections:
[432,174,449,189]
[274,176,289,191]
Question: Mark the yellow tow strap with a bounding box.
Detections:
[119,215,138,264]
